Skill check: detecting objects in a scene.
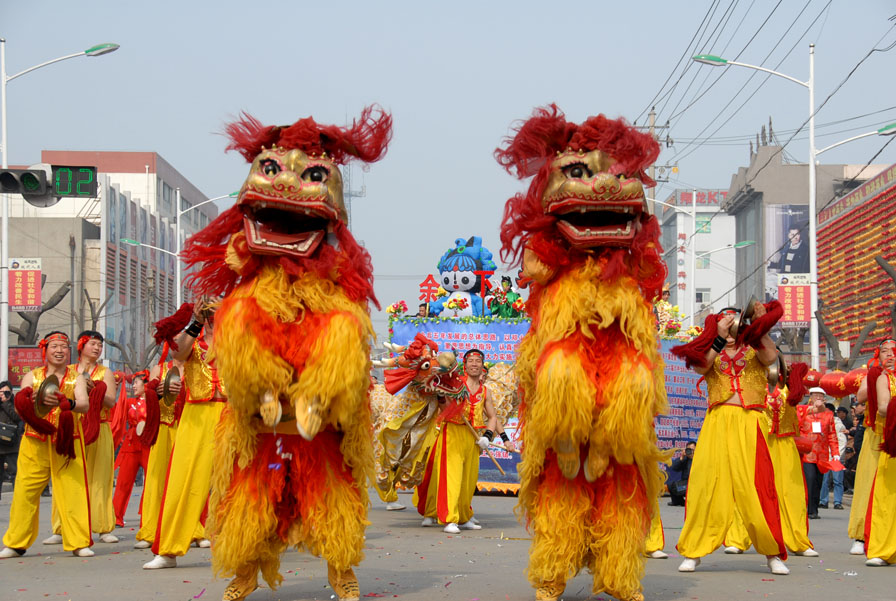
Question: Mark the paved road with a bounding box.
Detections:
[0,483,890,601]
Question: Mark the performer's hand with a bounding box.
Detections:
[503,440,517,453]
[84,378,96,392]
[44,391,64,408]
[752,300,767,319]
[476,436,490,450]
[260,391,282,428]
[717,315,735,339]
[833,454,840,462]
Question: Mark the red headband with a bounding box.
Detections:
[39,333,69,361]
[133,370,150,382]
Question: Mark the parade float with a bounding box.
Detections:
[379,236,711,494]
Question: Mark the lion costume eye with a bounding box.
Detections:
[260,158,281,177]
[302,166,329,183]
[420,361,431,371]
[562,163,591,179]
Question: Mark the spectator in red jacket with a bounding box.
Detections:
[797,387,840,520]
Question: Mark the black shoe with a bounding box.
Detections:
[834,503,844,510]
[819,503,829,509]
[41,489,51,497]
[808,513,820,519]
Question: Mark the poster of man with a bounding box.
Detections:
[765,205,811,301]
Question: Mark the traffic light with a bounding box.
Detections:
[0,164,58,207]
[0,168,48,196]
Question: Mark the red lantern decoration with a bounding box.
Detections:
[804,369,822,388]
[820,370,849,398]
[843,368,867,396]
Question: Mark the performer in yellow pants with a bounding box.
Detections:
[144,306,223,569]
[414,350,497,534]
[1,332,93,558]
[864,343,896,566]
[672,303,789,576]
[49,331,119,545]
[848,339,893,554]
[724,382,816,556]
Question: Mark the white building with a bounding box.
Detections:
[659,189,738,325]
[7,150,218,369]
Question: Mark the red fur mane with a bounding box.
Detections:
[495,105,665,299]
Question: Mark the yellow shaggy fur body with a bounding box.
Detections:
[517,257,668,600]
[208,262,375,587]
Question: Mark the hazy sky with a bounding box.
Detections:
[4,1,896,340]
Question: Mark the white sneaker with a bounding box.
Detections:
[197,538,211,548]
[0,547,23,559]
[648,550,669,559]
[42,534,63,545]
[678,557,700,572]
[850,540,865,555]
[73,547,95,558]
[459,519,481,530]
[99,533,119,543]
[866,557,888,567]
[767,557,789,575]
[443,523,461,534]
[724,546,743,554]
[421,517,435,527]
[134,540,151,549]
[470,516,480,525]
[385,502,406,511]
[143,554,177,569]
[793,548,818,557]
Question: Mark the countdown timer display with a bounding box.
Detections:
[52,165,97,198]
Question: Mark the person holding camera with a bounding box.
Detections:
[667,442,695,506]
[0,380,23,498]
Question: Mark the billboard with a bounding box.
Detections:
[9,258,42,311]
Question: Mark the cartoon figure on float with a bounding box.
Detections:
[427,236,496,317]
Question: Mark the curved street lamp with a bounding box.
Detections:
[0,40,120,380]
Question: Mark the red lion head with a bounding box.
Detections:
[495,105,665,299]
[182,106,392,307]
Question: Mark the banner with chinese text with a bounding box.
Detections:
[778,273,810,327]
[9,258,41,312]
[9,346,43,387]
[390,317,531,363]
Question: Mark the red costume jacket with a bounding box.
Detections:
[796,405,839,466]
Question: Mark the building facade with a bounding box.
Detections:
[817,163,896,359]
[7,151,218,370]
[660,188,736,326]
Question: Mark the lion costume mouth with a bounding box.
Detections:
[241,193,338,258]
[548,198,644,248]
[422,368,467,399]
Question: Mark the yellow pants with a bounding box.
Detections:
[53,423,115,535]
[724,435,812,553]
[413,422,479,525]
[153,402,222,556]
[3,432,92,552]
[848,424,882,540]
[865,447,896,563]
[137,424,176,543]
[645,508,664,554]
[677,406,786,558]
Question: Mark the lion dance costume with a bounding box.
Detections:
[182,106,391,601]
[495,106,668,601]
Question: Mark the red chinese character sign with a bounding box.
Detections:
[778,273,810,328]
[424,235,496,317]
[8,346,43,387]
[9,257,41,311]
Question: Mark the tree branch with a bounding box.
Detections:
[847,321,877,370]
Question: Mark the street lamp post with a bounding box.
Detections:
[694,49,896,368]
[174,189,237,306]
[0,40,119,380]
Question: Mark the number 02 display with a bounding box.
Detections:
[52,166,98,198]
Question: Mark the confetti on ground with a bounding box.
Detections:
[761,578,775,582]
[445,582,451,587]
[193,588,206,598]
[844,571,858,576]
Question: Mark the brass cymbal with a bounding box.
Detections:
[730,294,757,340]
[767,349,789,389]
[35,374,61,417]
[162,366,181,406]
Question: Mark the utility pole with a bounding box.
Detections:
[636,107,675,213]
[343,164,366,231]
